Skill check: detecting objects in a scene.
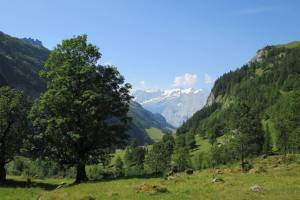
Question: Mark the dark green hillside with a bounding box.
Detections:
[0,32,49,98]
[0,31,170,145]
[177,42,300,153]
[128,101,173,144]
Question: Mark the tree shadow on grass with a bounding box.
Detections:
[0,179,59,191]
[84,173,163,185]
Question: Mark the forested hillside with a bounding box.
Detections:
[0,31,49,98]
[0,31,169,145]
[177,42,300,157]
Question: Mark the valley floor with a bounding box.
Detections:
[1,155,300,200]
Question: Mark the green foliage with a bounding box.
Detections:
[270,89,300,154]
[0,86,30,182]
[114,156,124,177]
[185,132,196,149]
[174,134,186,150]
[231,102,265,168]
[6,157,73,178]
[162,134,175,155]
[86,165,104,180]
[124,140,145,176]
[263,124,273,155]
[29,35,132,183]
[145,142,171,175]
[172,148,190,172]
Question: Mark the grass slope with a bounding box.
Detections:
[146,127,164,142]
[2,155,300,200]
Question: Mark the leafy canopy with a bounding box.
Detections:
[29,35,132,182]
[0,86,30,182]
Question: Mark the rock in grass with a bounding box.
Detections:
[80,195,96,200]
[55,182,67,190]
[167,175,175,180]
[211,177,224,183]
[250,184,262,193]
[215,169,223,174]
[136,183,168,195]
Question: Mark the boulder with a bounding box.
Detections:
[167,175,175,180]
[211,177,224,183]
[55,182,67,190]
[250,184,262,193]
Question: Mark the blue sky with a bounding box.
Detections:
[1,0,300,91]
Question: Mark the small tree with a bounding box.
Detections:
[114,156,124,177]
[162,134,175,155]
[145,142,171,175]
[185,132,196,149]
[175,134,186,149]
[172,147,190,172]
[0,86,30,182]
[123,140,145,175]
[30,35,132,183]
[231,102,264,171]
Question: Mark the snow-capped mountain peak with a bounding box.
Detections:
[132,88,209,127]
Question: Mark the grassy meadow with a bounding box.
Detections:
[1,155,300,200]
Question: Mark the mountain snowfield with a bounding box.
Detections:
[133,88,209,127]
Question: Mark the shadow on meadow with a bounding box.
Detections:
[0,179,59,191]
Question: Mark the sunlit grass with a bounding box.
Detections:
[146,127,164,142]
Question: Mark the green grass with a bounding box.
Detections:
[2,155,300,200]
[0,176,73,200]
[146,127,164,142]
[190,135,211,156]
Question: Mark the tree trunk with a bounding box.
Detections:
[0,162,6,183]
[241,144,245,172]
[75,163,87,183]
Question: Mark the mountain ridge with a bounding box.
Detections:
[177,42,300,153]
[133,88,208,127]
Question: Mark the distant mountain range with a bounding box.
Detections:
[133,88,209,127]
[0,31,171,145]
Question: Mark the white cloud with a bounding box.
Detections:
[204,73,214,84]
[173,73,198,86]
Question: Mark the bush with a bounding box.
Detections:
[86,165,104,180]
[7,157,74,178]
[172,148,190,172]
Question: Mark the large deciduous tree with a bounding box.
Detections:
[29,35,132,183]
[0,86,30,183]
